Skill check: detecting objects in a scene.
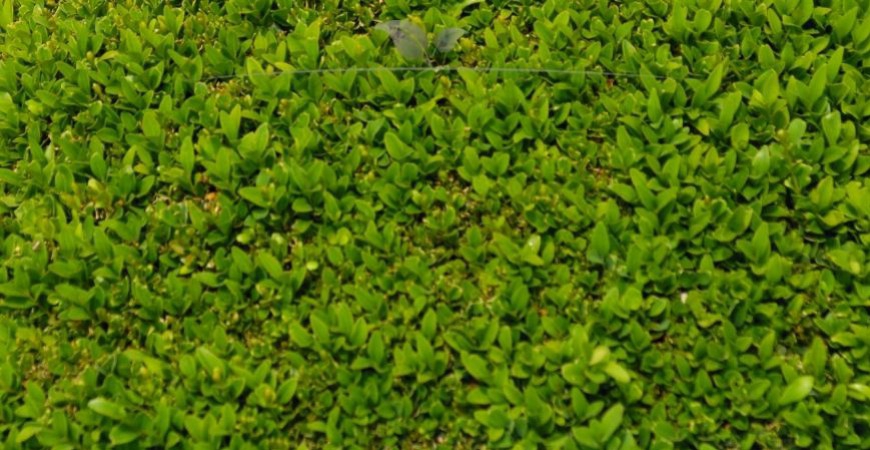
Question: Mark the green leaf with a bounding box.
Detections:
[421,309,438,340]
[292,198,312,213]
[750,147,770,179]
[142,110,161,139]
[603,361,631,384]
[524,386,552,423]
[810,176,834,210]
[597,403,624,443]
[833,7,858,40]
[693,61,725,107]
[509,281,530,311]
[647,88,662,123]
[0,0,12,29]
[827,247,863,275]
[239,187,269,208]
[629,169,657,210]
[750,222,771,263]
[178,136,195,178]
[472,174,493,196]
[289,322,313,348]
[790,0,813,26]
[0,168,21,186]
[587,222,610,265]
[481,407,511,429]
[109,425,139,445]
[821,112,841,144]
[245,57,265,81]
[778,376,814,406]
[368,331,385,362]
[90,152,107,180]
[257,251,284,280]
[718,91,742,130]
[562,362,586,385]
[572,426,599,448]
[14,426,41,444]
[88,398,127,421]
[803,337,827,380]
[461,353,490,381]
[384,132,412,161]
[731,123,750,149]
[231,247,254,273]
[310,315,330,343]
[239,123,270,161]
[195,347,223,373]
[220,105,242,142]
[788,118,807,144]
[277,377,299,404]
[334,302,353,336]
[827,46,844,81]
[804,65,827,107]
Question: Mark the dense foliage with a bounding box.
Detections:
[1,0,869,448]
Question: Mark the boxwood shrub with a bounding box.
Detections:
[0,0,869,448]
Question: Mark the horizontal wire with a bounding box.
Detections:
[202,65,707,81]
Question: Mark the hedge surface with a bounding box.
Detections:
[1,0,869,448]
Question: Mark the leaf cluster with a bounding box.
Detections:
[0,0,869,449]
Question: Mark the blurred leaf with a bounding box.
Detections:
[0,0,12,29]
[779,376,814,406]
[88,398,127,421]
[375,19,428,61]
[434,28,466,52]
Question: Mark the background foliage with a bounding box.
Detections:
[1,0,869,448]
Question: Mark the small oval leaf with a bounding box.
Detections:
[88,397,127,421]
[778,376,814,406]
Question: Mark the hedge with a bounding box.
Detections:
[0,0,869,448]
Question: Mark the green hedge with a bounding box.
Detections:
[1,0,869,448]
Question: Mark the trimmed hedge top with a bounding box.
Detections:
[1,0,869,448]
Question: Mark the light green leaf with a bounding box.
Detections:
[603,361,631,384]
[751,147,770,179]
[587,222,610,265]
[472,174,493,196]
[647,88,662,123]
[142,110,161,139]
[629,169,657,210]
[804,65,827,107]
[220,105,242,142]
[693,61,725,107]
[0,0,12,29]
[257,251,284,280]
[88,398,127,421]
[289,322,313,348]
[597,403,624,443]
[15,426,41,444]
[821,112,841,144]
[461,353,490,381]
[384,132,412,161]
[779,376,814,406]
[750,222,771,263]
[195,347,223,373]
[109,425,139,445]
[239,187,269,208]
[179,136,195,178]
[277,377,299,404]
